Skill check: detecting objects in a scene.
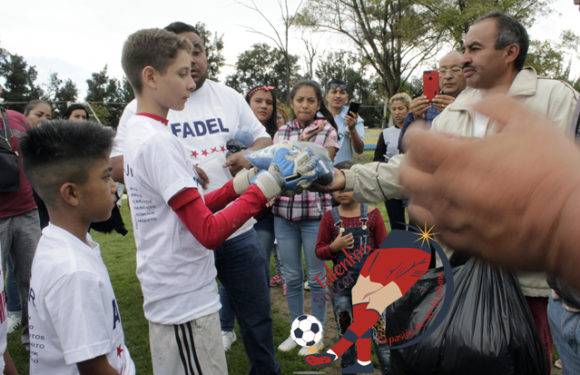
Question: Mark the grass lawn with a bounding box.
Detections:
[6,150,392,374]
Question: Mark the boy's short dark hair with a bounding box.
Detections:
[19,120,115,206]
[121,28,193,95]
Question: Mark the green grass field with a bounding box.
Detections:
[6,151,392,374]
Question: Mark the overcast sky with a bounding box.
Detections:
[1,0,578,99]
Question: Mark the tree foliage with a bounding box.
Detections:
[238,0,305,102]
[416,0,555,47]
[299,0,557,124]
[194,22,226,79]
[42,73,78,117]
[0,52,44,112]
[85,65,127,127]
[225,43,300,99]
[526,30,580,84]
[316,50,384,127]
[298,0,443,99]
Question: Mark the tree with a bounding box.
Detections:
[194,22,226,80]
[85,65,126,127]
[299,0,556,121]
[0,52,44,112]
[42,73,78,117]
[526,30,580,84]
[417,0,555,48]
[299,0,443,101]
[225,43,300,99]
[315,50,384,127]
[238,0,305,101]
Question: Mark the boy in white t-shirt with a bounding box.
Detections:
[19,121,135,375]
[120,28,320,374]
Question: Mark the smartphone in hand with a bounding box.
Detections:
[347,102,360,115]
[423,70,439,102]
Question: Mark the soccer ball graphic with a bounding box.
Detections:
[291,314,323,347]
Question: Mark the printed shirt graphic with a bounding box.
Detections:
[112,80,269,239]
[28,224,135,375]
[124,115,220,324]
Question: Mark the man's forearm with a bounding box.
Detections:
[343,158,402,203]
[350,127,365,154]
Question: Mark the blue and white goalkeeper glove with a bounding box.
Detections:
[252,142,319,199]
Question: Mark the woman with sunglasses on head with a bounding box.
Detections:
[273,80,339,356]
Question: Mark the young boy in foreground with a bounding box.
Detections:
[20,121,135,374]
[121,28,319,374]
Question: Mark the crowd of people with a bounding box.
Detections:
[1,3,580,375]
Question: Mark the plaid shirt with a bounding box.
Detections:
[272,119,338,221]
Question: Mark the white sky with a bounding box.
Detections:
[1,0,578,99]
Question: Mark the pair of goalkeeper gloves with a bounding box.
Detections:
[232,141,327,200]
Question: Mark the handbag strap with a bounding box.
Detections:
[1,108,14,150]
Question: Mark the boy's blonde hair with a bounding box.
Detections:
[389,92,412,110]
[121,28,193,95]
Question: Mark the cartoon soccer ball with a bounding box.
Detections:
[290,314,323,347]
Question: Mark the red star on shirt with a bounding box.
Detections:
[220,145,226,152]
[191,150,198,158]
[117,344,124,357]
[211,147,218,153]
[202,149,209,156]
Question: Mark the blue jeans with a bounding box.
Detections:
[255,212,283,276]
[274,217,326,326]
[219,225,269,332]
[548,295,580,375]
[333,293,391,374]
[214,229,280,375]
[6,256,21,312]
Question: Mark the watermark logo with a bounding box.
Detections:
[304,226,454,373]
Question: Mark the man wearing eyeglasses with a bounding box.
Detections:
[398,51,466,152]
[325,79,365,165]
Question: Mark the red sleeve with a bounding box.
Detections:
[203,180,239,212]
[315,211,337,260]
[169,184,267,249]
[369,208,388,248]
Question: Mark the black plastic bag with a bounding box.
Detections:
[385,258,548,375]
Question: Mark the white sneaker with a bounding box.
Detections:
[222,331,237,351]
[304,281,310,290]
[298,339,324,356]
[278,335,298,352]
[7,311,21,334]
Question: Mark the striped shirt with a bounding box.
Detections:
[272,119,339,221]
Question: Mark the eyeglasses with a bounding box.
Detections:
[248,85,275,97]
[327,83,347,91]
[438,67,463,75]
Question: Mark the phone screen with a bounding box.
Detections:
[423,71,439,102]
[347,102,360,115]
